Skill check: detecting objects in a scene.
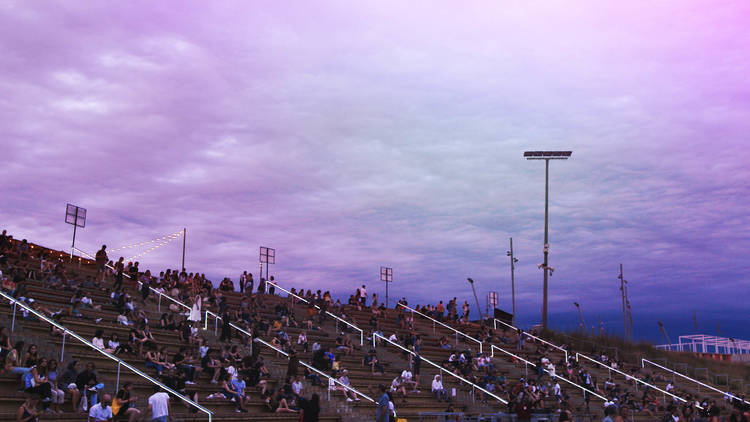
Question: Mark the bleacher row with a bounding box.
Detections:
[0,233,748,422]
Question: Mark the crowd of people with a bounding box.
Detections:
[0,232,325,421]
[2,230,750,422]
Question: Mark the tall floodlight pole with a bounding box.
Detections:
[64,204,87,262]
[260,247,275,292]
[506,237,519,325]
[181,228,186,271]
[524,151,572,330]
[380,267,392,308]
[618,264,627,338]
[467,278,484,321]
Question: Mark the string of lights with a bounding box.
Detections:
[123,232,182,262]
[107,230,183,253]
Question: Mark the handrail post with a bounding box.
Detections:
[11,300,17,332]
[158,295,161,313]
[0,290,213,419]
[360,331,363,346]
[214,315,218,336]
[116,362,121,392]
[61,332,67,361]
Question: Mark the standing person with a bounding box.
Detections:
[87,393,113,422]
[147,386,171,422]
[359,285,367,306]
[113,258,125,291]
[188,295,201,324]
[298,393,320,422]
[286,350,299,381]
[95,245,108,282]
[257,277,265,294]
[376,385,389,422]
[239,271,247,294]
[244,273,253,296]
[268,276,276,295]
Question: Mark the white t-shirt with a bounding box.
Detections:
[401,370,413,381]
[292,380,303,395]
[149,392,170,418]
[88,403,113,421]
[92,337,105,349]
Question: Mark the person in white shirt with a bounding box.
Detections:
[92,330,106,350]
[431,375,447,402]
[88,394,113,421]
[553,381,562,400]
[337,370,360,402]
[148,386,171,422]
[400,369,417,391]
[291,376,303,397]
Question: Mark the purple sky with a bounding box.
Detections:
[2,1,750,341]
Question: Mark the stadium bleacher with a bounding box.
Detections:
[0,232,748,421]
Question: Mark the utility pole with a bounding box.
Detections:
[181,227,186,271]
[658,321,672,345]
[574,302,586,335]
[619,264,627,339]
[506,237,518,325]
[524,151,572,330]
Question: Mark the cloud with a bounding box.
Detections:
[1,0,749,341]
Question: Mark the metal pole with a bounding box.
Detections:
[61,332,66,361]
[116,362,121,392]
[620,264,627,339]
[70,208,79,263]
[181,228,186,271]
[11,301,17,331]
[510,237,516,325]
[385,279,389,309]
[158,295,161,313]
[542,159,550,329]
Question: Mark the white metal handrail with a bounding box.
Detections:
[490,345,606,401]
[493,318,568,362]
[202,310,375,403]
[372,332,507,404]
[397,303,483,354]
[73,247,191,313]
[642,358,750,405]
[0,290,213,420]
[266,280,364,346]
[576,352,700,409]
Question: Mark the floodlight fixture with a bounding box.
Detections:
[64,203,86,262]
[380,266,393,308]
[524,150,572,330]
[259,246,275,282]
[524,151,572,160]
